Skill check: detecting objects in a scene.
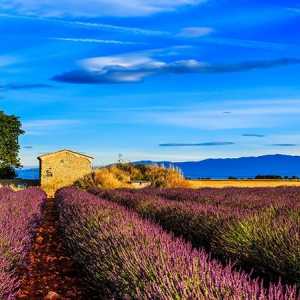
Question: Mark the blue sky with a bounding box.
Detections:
[1,0,300,166]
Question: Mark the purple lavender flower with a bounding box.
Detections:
[57,187,298,299]
[0,187,46,299]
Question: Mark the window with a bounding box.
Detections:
[46,169,53,177]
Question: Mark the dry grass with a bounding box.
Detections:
[188,179,300,189]
[0,183,24,191]
[76,163,190,190]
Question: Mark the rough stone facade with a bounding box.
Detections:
[38,150,93,197]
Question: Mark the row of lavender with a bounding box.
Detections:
[57,187,298,299]
[144,187,300,209]
[90,188,300,288]
[0,187,46,300]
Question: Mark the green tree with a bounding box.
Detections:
[0,111,24,178]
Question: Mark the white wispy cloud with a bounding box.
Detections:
[0,13,169,37]
[23,119,81,135]
[0,0,206,17]
[52,37,139,45]
[52,51,300,84]
[201,37,290,51]
[286,7,300,14]
[129,99,300,130]
[72,21,168,36]
[1,12,292,53]
[53,54,169,83]
[80,55,167,72]
[178,27,214,38]
[0,55,18,67]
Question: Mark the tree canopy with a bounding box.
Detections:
[0,111,24,178]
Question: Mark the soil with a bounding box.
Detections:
[16,199,88,300]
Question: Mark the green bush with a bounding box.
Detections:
[212,207,300,284]
[0,166,16,179]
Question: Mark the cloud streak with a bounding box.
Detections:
[0,83,53,90]
[72,21,168,36]
[201,37,290,51]
[0,55,18,67]
[22,119,81,135]
[0,13,169,37]
[178,27,214,38]
[0,0,205,17]
[0,12,294,52]
[130,99,300,130]
[159,142,235,147]
[270,144,298,147]
[242,134,265,138]
[286,7,300,14]
[52,54,300,84]
[52,37,139,45]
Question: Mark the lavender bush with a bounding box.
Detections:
[0,186,14,201]
[140,187,300,209]
[90,188,300,287]
[94,189,244,248]
[0,187,46,299]
[212,207,300,285]
[57,187,297,299]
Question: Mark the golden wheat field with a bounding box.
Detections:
[188,179,300,188]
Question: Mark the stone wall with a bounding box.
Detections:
[39,151,92,197]
[131,181,152,189]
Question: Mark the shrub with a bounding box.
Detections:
[0,166,16,179]
[212,207,300,285]
[142,165,189,188]
[76,163,189,189]
[93,168,128,189]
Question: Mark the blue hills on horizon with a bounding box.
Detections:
[16,154,300,180]
[16,168,40,180]
[136,154,300,179]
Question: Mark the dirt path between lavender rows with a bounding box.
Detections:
[16,199,88,300]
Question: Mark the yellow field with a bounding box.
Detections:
[188,179,300,188]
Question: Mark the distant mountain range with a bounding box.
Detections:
[16,168,40,180]
[17,154,300,180]
[136,154,300,179]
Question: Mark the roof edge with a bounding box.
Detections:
[37,149,94,160]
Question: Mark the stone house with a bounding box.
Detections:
[38,149,93,197]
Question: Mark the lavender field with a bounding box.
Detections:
[1,186,299,299]
[58,187,298,299]
[90,187,300,289]
[0,187,46,299]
